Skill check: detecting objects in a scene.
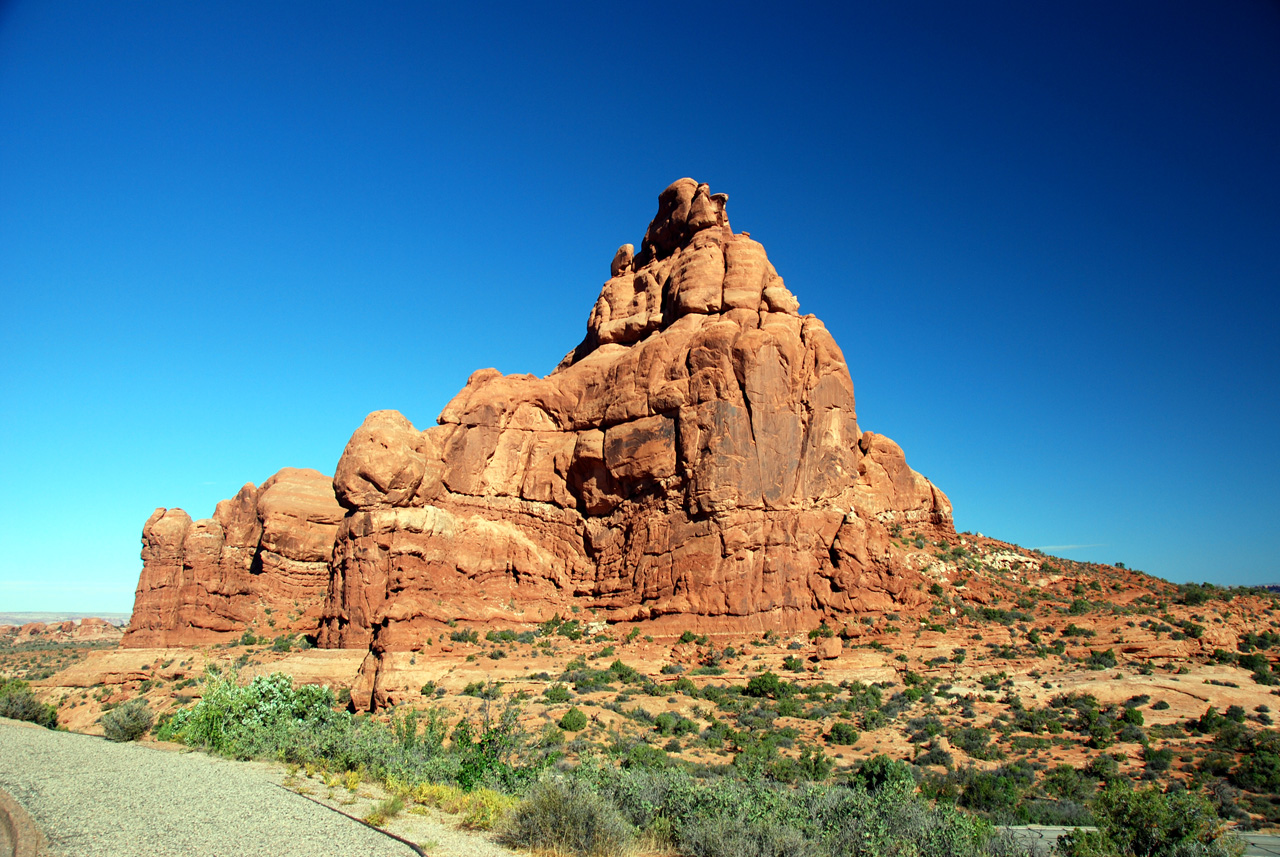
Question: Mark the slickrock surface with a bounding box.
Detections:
[313,179,952,707]
[0,719,416,857]
[124,468,342,648]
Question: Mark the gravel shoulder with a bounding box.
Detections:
[0,718,421,857]
[243,761,510,857]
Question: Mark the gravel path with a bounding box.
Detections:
[0,718,418,857]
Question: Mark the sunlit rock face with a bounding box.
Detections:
[312,179,954,708]
[123,468,342,647]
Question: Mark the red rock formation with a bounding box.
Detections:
[0,619,123,645]
[315,179,953,706]
[122,467,342,647]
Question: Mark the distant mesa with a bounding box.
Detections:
[126,179,953,708]
[0,617,124,646]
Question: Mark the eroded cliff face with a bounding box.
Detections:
[314,179,953,707]
[122,468,343,647]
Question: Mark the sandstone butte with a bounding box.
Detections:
[123,467,343,647]
[125,179,954,706]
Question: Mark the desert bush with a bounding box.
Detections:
[916,741,954,769]
[101,698,154,742]
[1017,798,1093,827]
[0,678,57,728]
[654,711,698,737]
[161,671,349,759]
[1042,765,1093,802]
[408,782,517,829]
[745,672,795,700]
[848,754,915,792]
[544,683,571,702]
[1086,649,1119,670]
[827,721,860,745]
[1056,781,1243,857]
[500,776,631,857]
[678,812,820,857]
[363,794,404,826]
[559,706,588,732]
[959,770,1022,814]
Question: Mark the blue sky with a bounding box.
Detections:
[1,1,1277,613]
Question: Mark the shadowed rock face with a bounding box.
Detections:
[122,468,343,647]
[312,179,954,708]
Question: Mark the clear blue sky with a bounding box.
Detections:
[2,2,1277,613]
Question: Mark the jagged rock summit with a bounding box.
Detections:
[317,178,953,700]
[124,179,953,706]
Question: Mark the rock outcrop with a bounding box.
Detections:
[314,179,953,706]
[0,618,123,646]
[122,468,343,647]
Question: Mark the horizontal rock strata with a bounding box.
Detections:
[122,468,342,647]
[309,179,954,707]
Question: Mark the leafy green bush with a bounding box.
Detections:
[1086,649,1118,670]
[745,672,795,699]
[101,698,154,742]
[827,722,860,745]
[0,677,57,729]
[578,761,1009,857]
[1056,781,1243,857]
[678,813,818,857]
[450,628,480,644]
[161,671,344,758]
[848,754,915,792]
[560,707,588,732]
[959,770,1021,814]
[1042,765,1093,803]
[499,776,631,857]
[544,683,571,703]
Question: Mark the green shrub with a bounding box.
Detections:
[499,776,631,857]
[362,794,404,826]
[745,672,794,699]
[1042,765,1093,802]
[1142,746,1173,773]
[0,678,57,729]
[544,683,571,703]
[1056,780,1244,857]
[848,754,915,791]
[1233,749,1280,793]
[101,698,154,742]
[560,707,588,732]
[959,770,1022,813]
[678,813,818,857]
[450,628,480,644]
[1086,649,1118,670]
[827,722,860,745]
